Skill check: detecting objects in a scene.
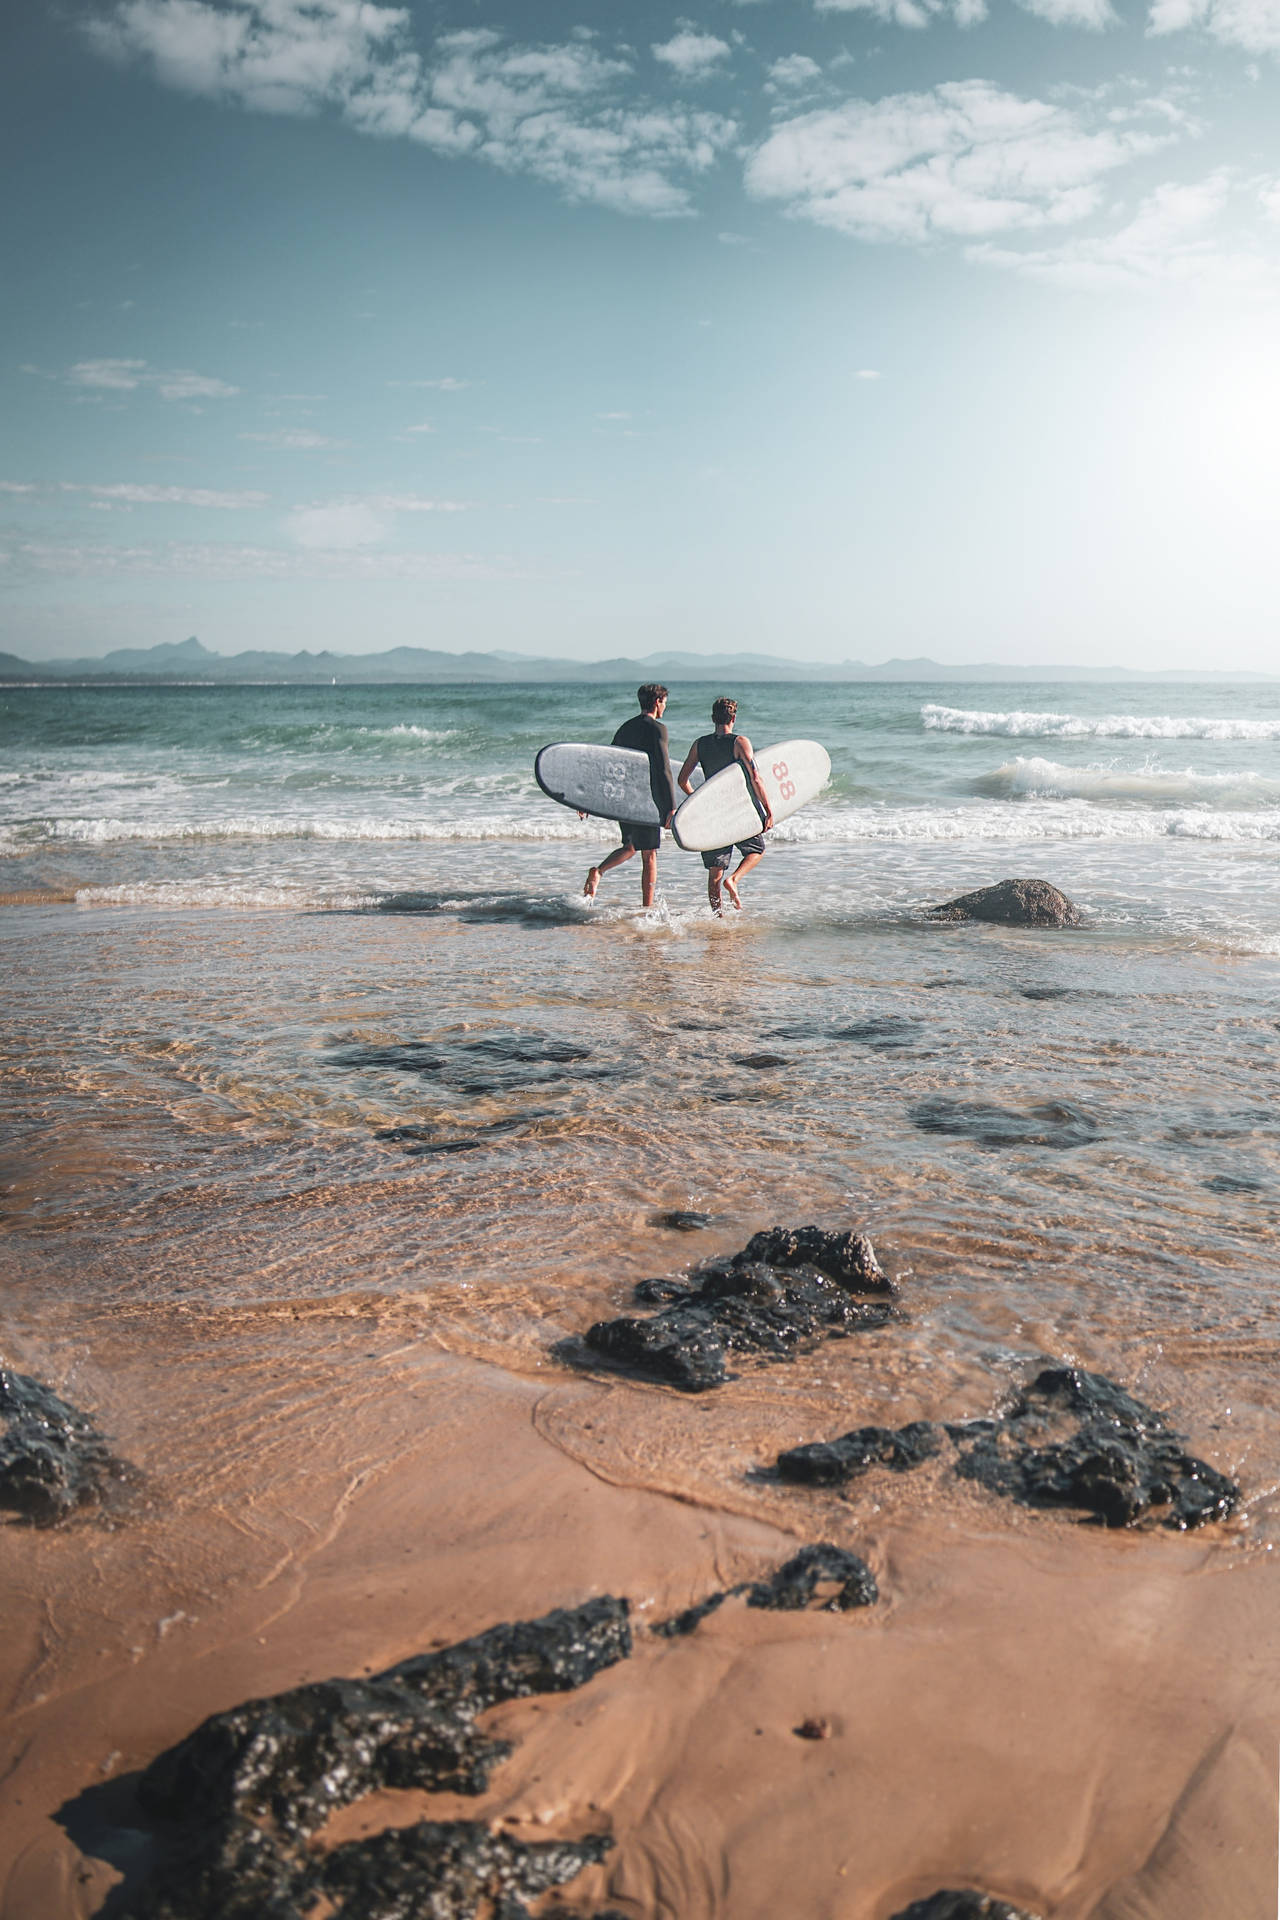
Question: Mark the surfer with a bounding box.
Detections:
[677,697,774,913]
[583,685,679,909]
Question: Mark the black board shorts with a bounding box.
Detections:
[619,821,662,852]
[702,834,766,871]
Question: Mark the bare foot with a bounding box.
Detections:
[583,866,601,901]
[723,875,742,911]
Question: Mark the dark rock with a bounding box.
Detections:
[1204,1173,1262,1194]
[953,1367,1239,1531]
[569,1229,896,1394]
[928,879,1082,929]
[772,1367,1238,1532]
[331,1032,621,1099]
[655,1543,878,1636]
[890,1894,1042,1920]
[745,1543,878,1612]
[794,1717,830,1740]
[0,1367,137,1526]
[739,1226,895,1297]
[732,1052,790,1068]
[829,1016,923,1050]
[909,1098,1099,1151]
[777,1422,942,1488]
[118,1598,631,1920]
[649,1210,713,1231]
[320,1822,612,1920]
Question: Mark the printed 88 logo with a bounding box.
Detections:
[772,759,796,801]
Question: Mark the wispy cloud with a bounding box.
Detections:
[969,170,1280,286]
[767,54,824,89]
[240,428,347,449]
[1148,0,1280,53]
[84,3,738,217]
[815,0,990,29]
[62,482,268,507]
[745,82,1170,243]
[66,358,239,399]
[2,537,510,579]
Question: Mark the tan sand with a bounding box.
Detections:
[1,1314,1276,1920]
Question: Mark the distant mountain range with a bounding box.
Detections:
[0,636,1274,685]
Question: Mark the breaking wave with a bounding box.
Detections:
[923,704,1280,741]
[976,756,1280,809]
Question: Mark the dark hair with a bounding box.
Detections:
[711,696,737,726]
[637,684,668,712]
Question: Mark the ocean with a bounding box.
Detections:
[3,677,1280,1916]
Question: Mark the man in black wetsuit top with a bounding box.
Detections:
[677,696,774,914]
[583,683,679,909]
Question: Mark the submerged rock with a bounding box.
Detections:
[775,1366,1238,1532]
[117,1597,630,1920]
[890,1894,1042,1920]
[655,1543,879,1636]
[0,1367,136,1526]
[650,1209,713,1231]
[562,1225,897,1393]
[909,1098,1100,1151]
[928,879,1082,929]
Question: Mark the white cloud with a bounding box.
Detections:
[66,357,239,399]
[62,482,268,507]
[768,54,823,88]
[969,170,1280,286]
[1148,0,1280,50]
[745,82,1169,243]
[814,0,988,28]
[596,410,632,420]
[404,375,469,389]
[287,503,386,547]
[240,428,347,448]
[0,482,37,494]
[1021,0,1118,22]
[84,4,738,217]
[652,29,732,80]
[856,368,883,378]
[403,421,435,434]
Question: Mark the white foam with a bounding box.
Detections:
[923,704,1280,741]
[979,755,1280,809]
[73,882,379,911]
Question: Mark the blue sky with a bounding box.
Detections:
[3,0,1279,668]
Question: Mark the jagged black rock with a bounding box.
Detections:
[116,1598,631,1920]
[0,1366,137,1526]
[775,1367,1238,1532]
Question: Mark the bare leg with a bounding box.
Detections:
[725,849,763,910]
[640,848,658,909]
[707,867,724,915]
[584,844,633,898]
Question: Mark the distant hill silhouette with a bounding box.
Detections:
[0,638,1273,685]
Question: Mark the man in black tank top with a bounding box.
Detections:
[677,697,774,914]
[582,684,678,908]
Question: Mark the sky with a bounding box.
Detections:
[2,0,1280,669]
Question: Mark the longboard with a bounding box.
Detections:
[672,739,830,852]
[534,742,662,824]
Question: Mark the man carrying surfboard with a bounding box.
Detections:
[677,697,775,914]
[582,685,679,909]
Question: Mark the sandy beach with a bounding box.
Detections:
[3,743,1280,1919]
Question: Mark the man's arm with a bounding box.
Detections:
[677,742,700,796]
[734,735,774,829]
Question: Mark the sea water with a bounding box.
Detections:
[3,678,1280,1550]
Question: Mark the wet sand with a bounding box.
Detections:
[3,897,1280,1918]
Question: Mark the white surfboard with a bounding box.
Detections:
[535,742,662,823]
[671,739,830,852]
